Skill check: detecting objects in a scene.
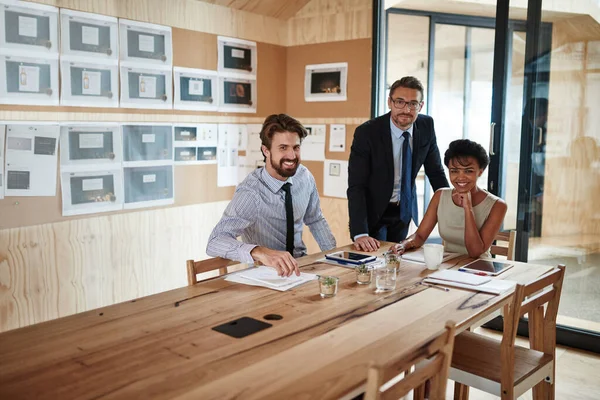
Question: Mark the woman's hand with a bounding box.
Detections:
[391,242,407,255]
[452,190,473,210]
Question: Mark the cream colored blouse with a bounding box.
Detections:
[436,188,499,257]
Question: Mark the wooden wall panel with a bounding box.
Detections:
[28,0,288,45]
[302,161,325,195]
[302,197,351,254]
[286,39,372,119]
[287,0,372,46]
[0,201,230,332]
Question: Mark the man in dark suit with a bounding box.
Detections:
[348,76,449,251]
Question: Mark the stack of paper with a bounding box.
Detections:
[423,270,516,295]
[402,248,460,264]
[225,266,317,291]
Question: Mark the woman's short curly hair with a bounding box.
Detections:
[444,139,489,170]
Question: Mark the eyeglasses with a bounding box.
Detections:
[390,98,422,111]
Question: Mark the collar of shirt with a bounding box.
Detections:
[260,167,293,194]
[389,117,414,140]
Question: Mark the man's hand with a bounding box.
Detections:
[250,247,299,277]
[353,236,380,252]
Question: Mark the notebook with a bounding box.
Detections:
[424,269,516,295]
[401,248,460,264]
[225,266,317,291]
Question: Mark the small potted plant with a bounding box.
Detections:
[355,264,373,285]
[385,252,401,270]
[318,275,339,298]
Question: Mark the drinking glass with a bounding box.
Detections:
[375,265,397,291]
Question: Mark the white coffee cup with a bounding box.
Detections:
[423,244,444,270]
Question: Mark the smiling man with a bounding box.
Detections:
[206,114,336,277]
[347,76,449,251]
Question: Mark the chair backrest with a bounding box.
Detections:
[490,230,516,260]
[186,257,237,286]
[500,264,566,390]
[365,321,456,400]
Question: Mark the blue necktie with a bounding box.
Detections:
[400,131,412,224]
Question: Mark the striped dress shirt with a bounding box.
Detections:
[206,165,337,264]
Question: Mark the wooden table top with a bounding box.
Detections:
[0,243,554,400]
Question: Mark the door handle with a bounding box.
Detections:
[537,127,543,146]
[489,122,496,156]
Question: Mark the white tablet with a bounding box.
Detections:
[458,259,514,276]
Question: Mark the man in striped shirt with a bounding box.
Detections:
[207,114,336,277]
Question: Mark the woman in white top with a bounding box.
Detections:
[393,139,507,258]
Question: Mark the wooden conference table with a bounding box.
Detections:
[0,243,554,399]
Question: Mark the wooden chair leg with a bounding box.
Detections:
[453,382,469,400]
[413,384,426,400]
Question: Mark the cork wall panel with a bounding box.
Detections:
[285,38,372,119]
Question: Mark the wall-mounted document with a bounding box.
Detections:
[119,19,172,66]
[123,165,174,209]
[217,124,239,187]
[324,159,348,199]
[301,124,326,161]
[246,123,265,169]
[304,62,348,102]
[173,67,218,111]
[0,0,59,56]
[218,73,256,113]
[0,54,59,105]
[59,9,118,61]
[122,124,173,166]
[61,169,123,216]
[0,124,5,199]
[173,124,218,165]
[329,124,346,152]
[60,59,118,107]
[120,65,172,109]
[4,123,59,197]
[60,123,121,171]
[217,36,257,76]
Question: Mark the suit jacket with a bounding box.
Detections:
[347,112,449,239]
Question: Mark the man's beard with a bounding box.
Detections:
[271,154,299,178]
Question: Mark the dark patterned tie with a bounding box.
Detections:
[281,183,294,255]
[400,131,413,224]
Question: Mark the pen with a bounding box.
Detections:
[419,282,450,292]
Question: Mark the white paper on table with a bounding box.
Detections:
[0,126,5,199]
[301,124,326,161]
[81,70,101,95]
[401,248,461,264]
[4,124,59,197]
[226,266,318,291]
[81,25,99,45]
[329,124,346,152]
[138,34,155,52]
[19,16,38,37]
[423,276,516,295]
[188,79,204,96]
[324,159,348,198]
[139,75,157,98]
[18,65,40,92]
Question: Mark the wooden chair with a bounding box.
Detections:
[186,257,238,286]
[365,321,456,400]
[491,230,516,260]
[450,264,566,400]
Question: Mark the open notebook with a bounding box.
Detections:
[225,266,317,291]
[423,269,516,295]
[402,247,460,264]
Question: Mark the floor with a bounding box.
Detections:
[444,328,600,400]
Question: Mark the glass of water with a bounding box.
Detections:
[375,265,397,291]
